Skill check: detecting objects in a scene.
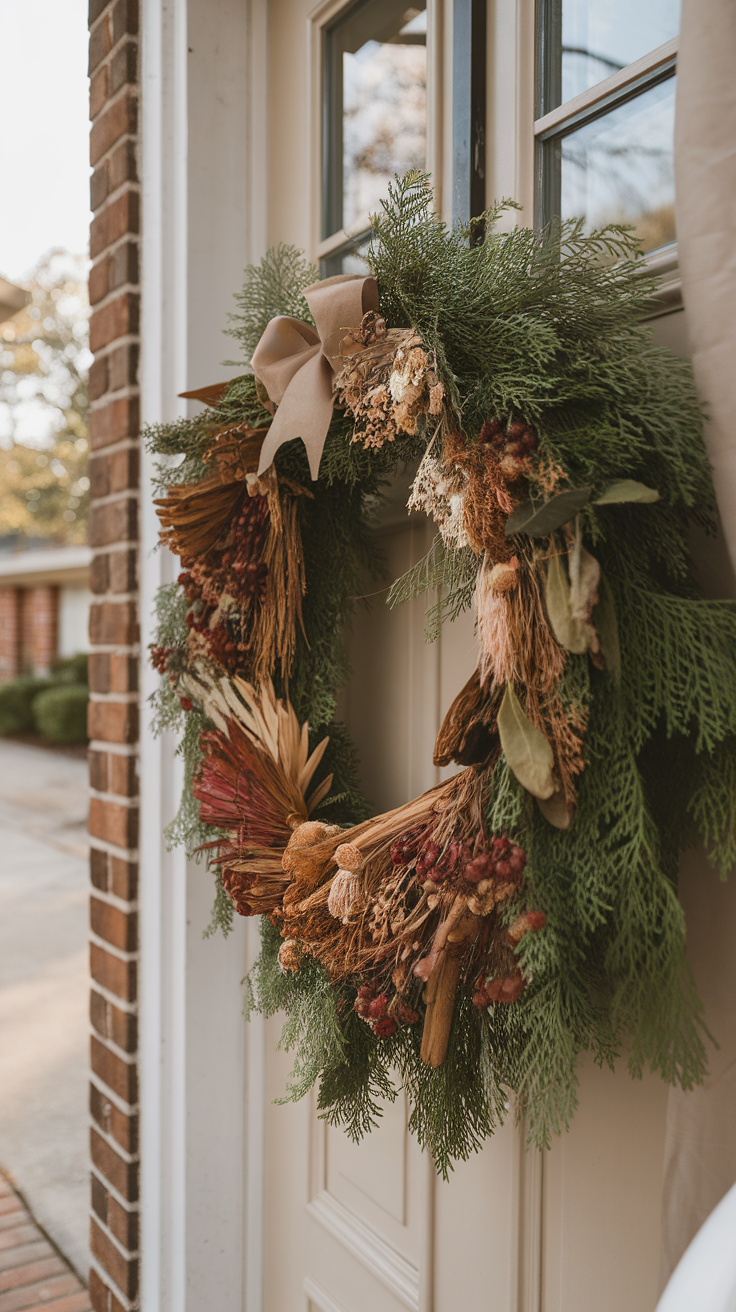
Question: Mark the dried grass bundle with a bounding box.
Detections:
[154,425,267,562]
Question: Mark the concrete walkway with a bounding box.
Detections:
[0,741,89,1281]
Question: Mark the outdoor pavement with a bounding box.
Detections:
[0,1174,90,1312]
[0,740,89,1282]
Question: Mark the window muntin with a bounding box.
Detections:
[555,0,679,110]
[536,0,678,255]
[322,0,427,273]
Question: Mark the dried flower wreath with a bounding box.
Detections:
[148,174,736,1175]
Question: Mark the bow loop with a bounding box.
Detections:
[253,273,378,481]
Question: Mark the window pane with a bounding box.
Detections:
[321,236,372,279]
[324,0,427,239]
[557,76,676,252]
[542,0,680,112]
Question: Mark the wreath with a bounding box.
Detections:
[148,174,736,1176]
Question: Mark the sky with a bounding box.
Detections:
[0,0,91,284]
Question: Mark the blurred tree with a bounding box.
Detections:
[0,249,90,545]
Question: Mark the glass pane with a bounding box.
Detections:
[543,0,680,112]
[558,76,676,253]
[321,235,372,279]
[324,0,427,239]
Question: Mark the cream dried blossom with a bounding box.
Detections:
[334,314,445,449]
[407,448,470,549]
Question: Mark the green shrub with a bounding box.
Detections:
[33,684,89,744]
[51,653,89,684]
[0,677,54,736]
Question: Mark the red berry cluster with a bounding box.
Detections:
[389,824,428,867]
[472,969,525,1008]
[479,417,537,459]
[149,644,174,676]
[354,984,419,1039]
[463,834,527,885]
[405,830,526,889]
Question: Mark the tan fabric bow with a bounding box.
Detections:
[252,273,379,480]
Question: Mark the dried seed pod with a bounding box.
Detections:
[278,938,302,972]
[488,560,519,594]
[334,842,363,872]
[498,454,526,480]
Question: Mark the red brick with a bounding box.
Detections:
[90,555,110,596]
[89,292,138,352]
[90,1130,138,1201]
[90,191,139,260]
[90,944,136,1001]
[90,448,138,501]
[90,993,137,1052]
[108,550,137,596]
[90,90,137,167]
[107,1198,138,1253]
[89,599,138,644]
[89,749,109,792]
[112,0,139,43]
[89,0,111,27]
[90,1039,138,1106]
[90,1089,138,1154]
[89,12,113,75]
[0,589,21,681]
[110,40,137,94]
[90,163,109,212]
[87,702,138,746]
[91,1174,107,1226]
[109,654,137,693]
[109,753,137,797]
[110,858,137,901]
[89,400,140,453]
[90,848,110,893]
[90,894,137,949]
[88,258,110,308]
[90,1218,138,1299]
[0,1271,80,1305]
[108,143,138,194]
[90,63,109,119]
[0,1255,65,1293]
[89,654,112,695]
[88,355,109,399]
[88,495,137,550]
[107,341,139,391]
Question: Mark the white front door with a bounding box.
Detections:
[138,1,686,1307]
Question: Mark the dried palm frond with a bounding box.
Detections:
[189,670,334,914]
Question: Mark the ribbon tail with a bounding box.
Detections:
[257,354,334,481]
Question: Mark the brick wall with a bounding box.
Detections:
[26,584,59,674]
[0,588,21,681]
[87,1,141,1308]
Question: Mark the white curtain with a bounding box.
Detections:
[660,0,736,1287]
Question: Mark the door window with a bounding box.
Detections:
[535,0,680,252]
[321,0,428,275]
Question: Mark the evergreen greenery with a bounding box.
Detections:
[147,172,736,1171]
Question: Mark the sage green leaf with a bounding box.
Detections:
[593,574,622,681]
[505,487,592,538]
[568,530,601,625]
[594,479,660,505]
[545,552,589,654]
[536,789,573,830]
[497,683,556,799]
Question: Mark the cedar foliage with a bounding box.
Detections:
[148,172,736,1169]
